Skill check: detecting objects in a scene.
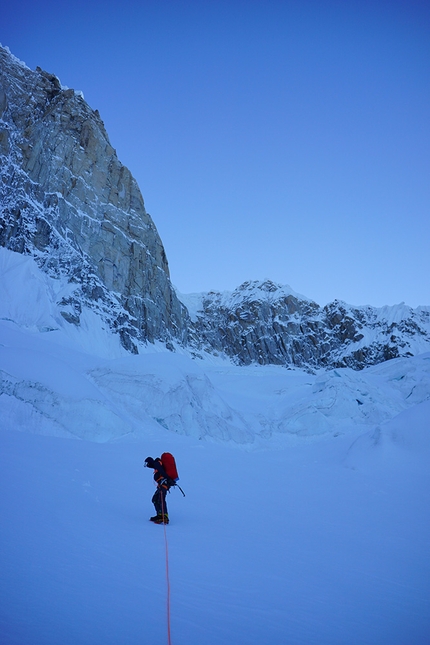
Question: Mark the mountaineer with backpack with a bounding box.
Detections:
[144,452,180,524]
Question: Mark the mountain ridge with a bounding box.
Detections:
[181,279,430,369]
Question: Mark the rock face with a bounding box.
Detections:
[185,280,430,370]
[0,45,188,352]
[1,45,429,370]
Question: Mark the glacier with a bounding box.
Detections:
[1,247,430,444]
[1,246,429,645]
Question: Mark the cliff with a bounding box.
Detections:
[0,45,188,353]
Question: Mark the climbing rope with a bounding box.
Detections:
[161,492,172,645]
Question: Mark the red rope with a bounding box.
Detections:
[161,492,172,645]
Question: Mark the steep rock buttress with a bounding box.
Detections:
[0,45,188,352]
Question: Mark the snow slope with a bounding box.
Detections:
[1,246,430,644]
[1,409,429,645]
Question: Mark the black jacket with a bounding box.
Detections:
[146,457,174,490]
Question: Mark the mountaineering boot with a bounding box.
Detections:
[149,513,169,524]
[150,513,169,524]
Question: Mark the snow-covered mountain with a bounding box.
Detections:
[1,43,430,374]
[183,280,430,369]
[1,247,429,443]
[1,46,430,645]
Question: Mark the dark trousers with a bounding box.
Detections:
[152,487,168,516]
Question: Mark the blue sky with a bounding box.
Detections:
[2,0,429,306]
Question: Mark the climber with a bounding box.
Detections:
[144,456,176,524]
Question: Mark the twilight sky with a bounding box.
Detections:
[2,0,429,307]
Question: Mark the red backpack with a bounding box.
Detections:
[161,452,179,482]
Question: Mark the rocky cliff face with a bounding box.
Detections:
[184,280,430,370]
[1,45,429,370]
[0,45,188,352]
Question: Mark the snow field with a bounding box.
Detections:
[1,408,430,645]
